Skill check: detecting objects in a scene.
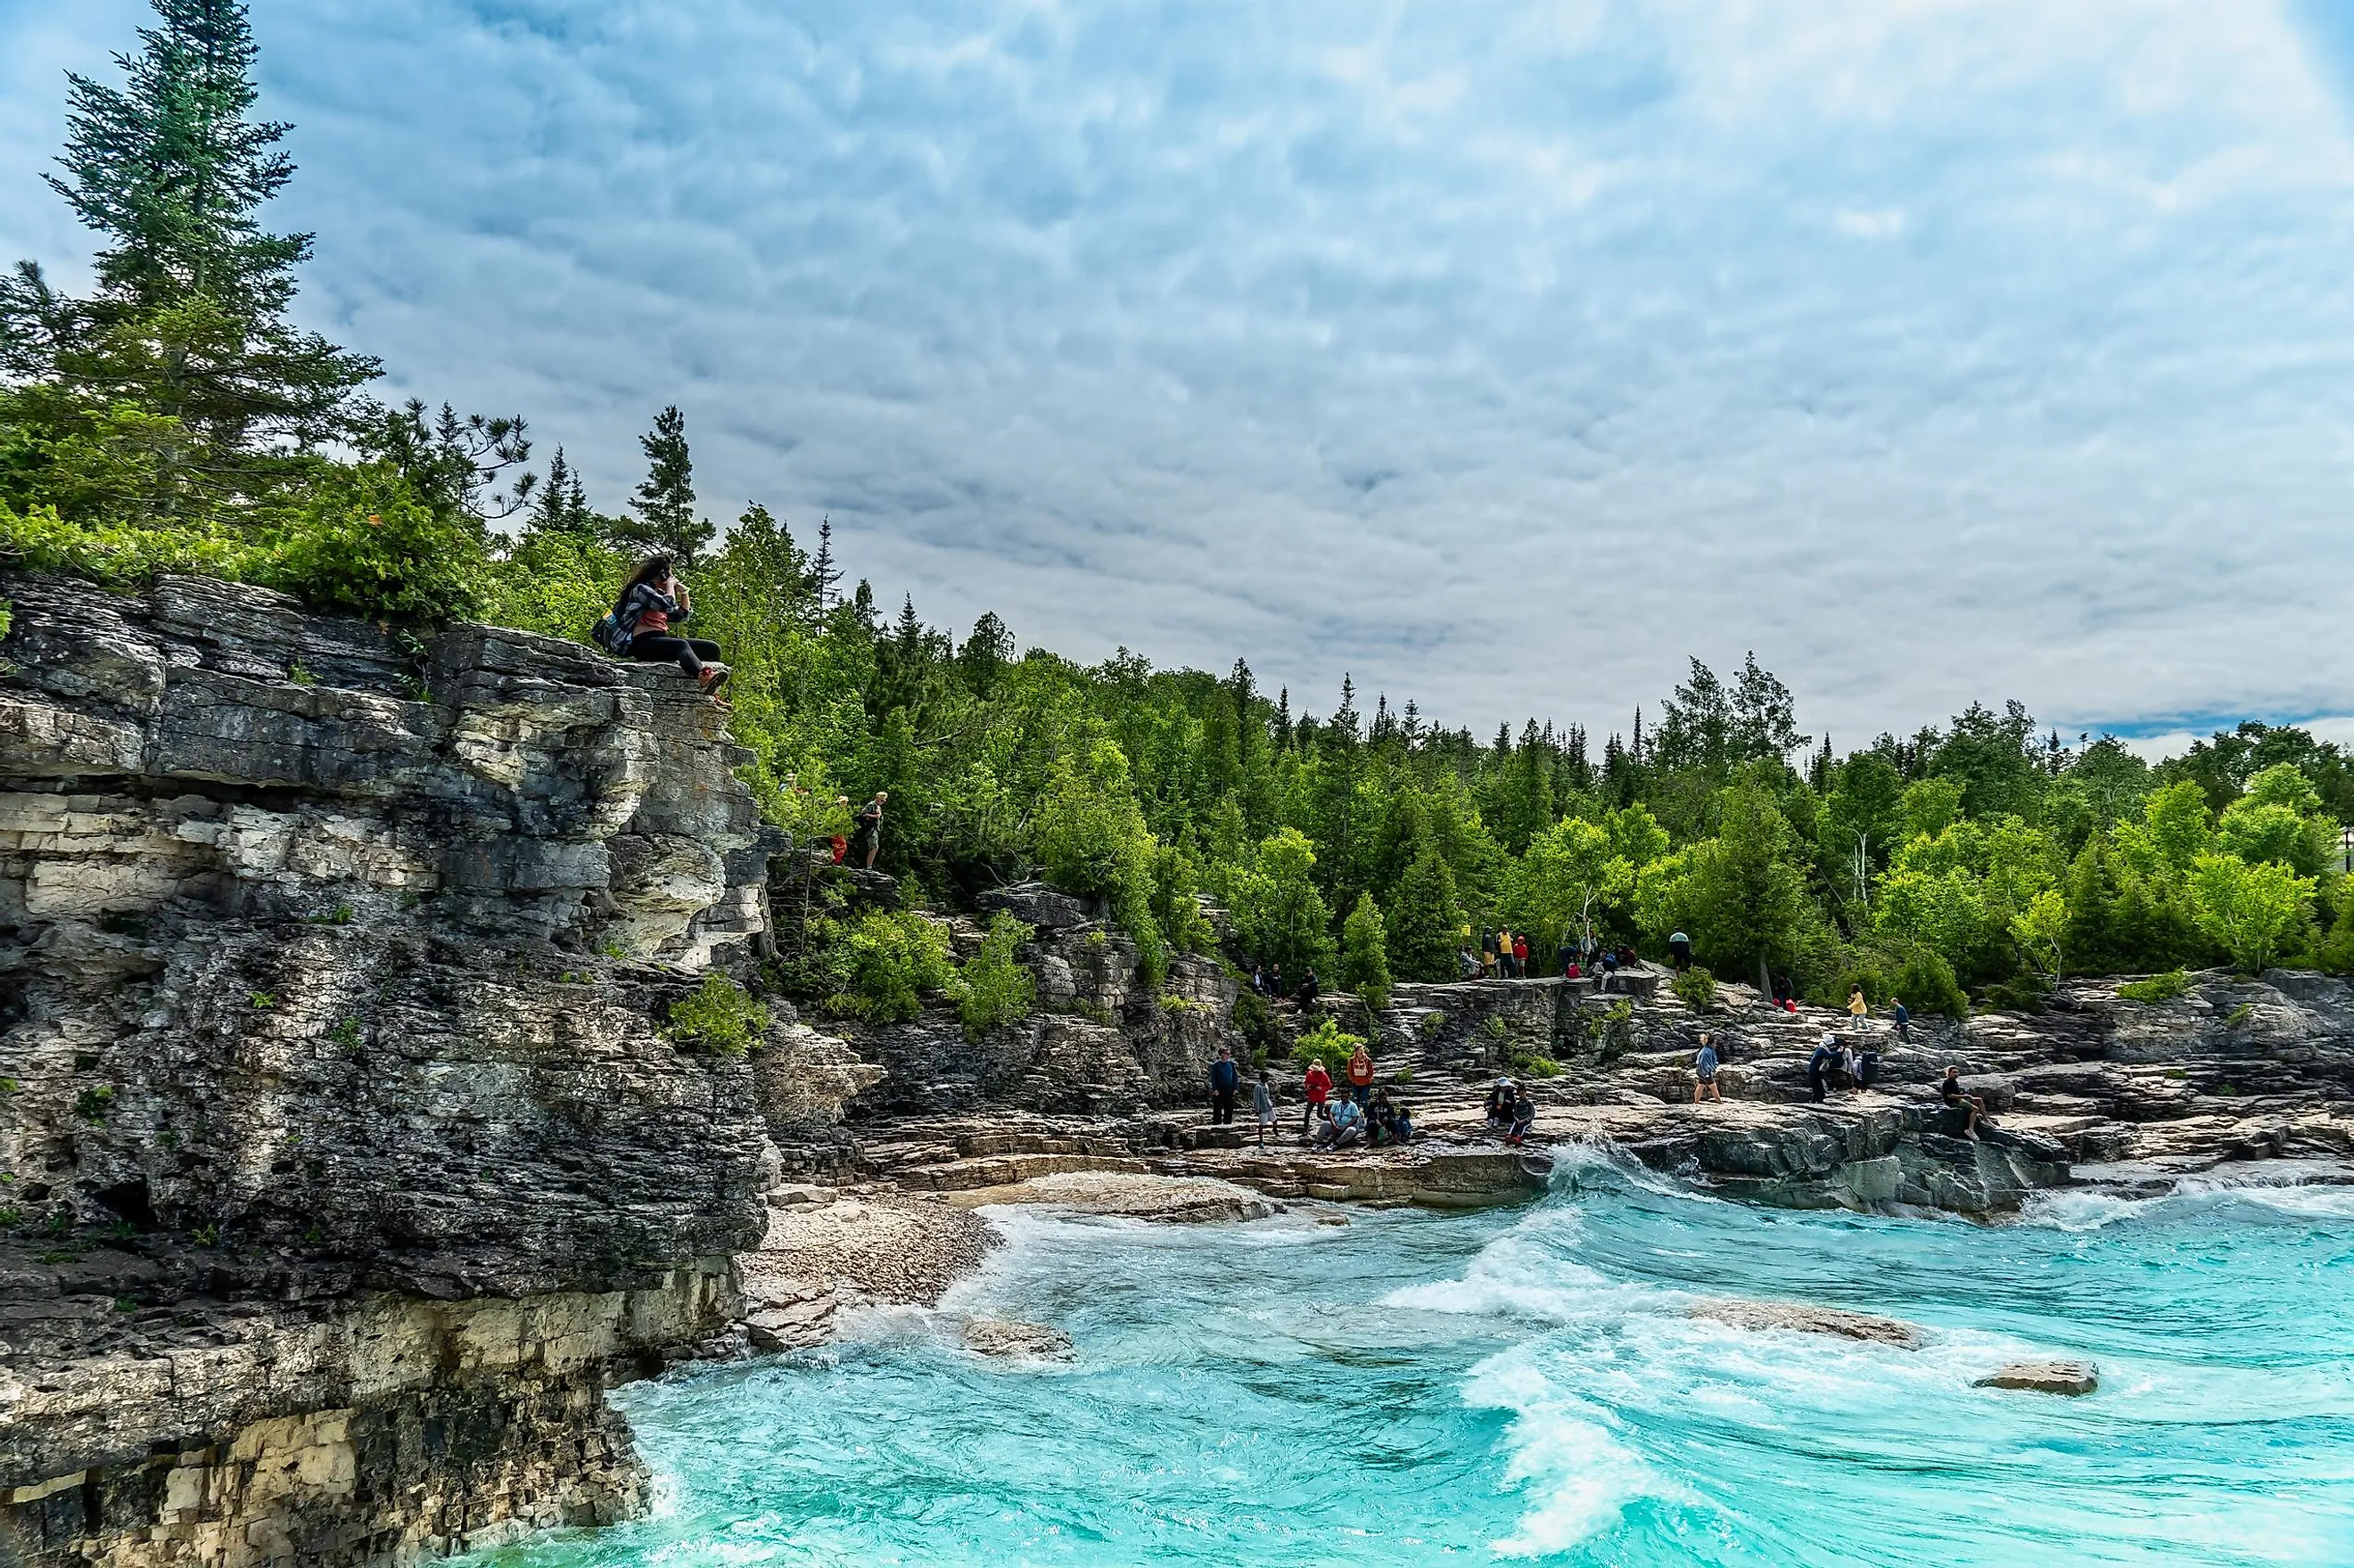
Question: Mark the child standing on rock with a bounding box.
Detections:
[1301,1058,1331,1137]
[1252,1071,1277,1148]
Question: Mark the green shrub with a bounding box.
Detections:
[1288,1016,1365,1072]
[666,973,771,1055]
[73,1086,115,1123]
[831,910,959,1023]
[0,461,491,625]
[959,913,1036,1040]
[2117,969,2193,1004]
[1670,965,1716,1013]
[2225,1001,2256,1029]
[1507,1050,1563,1080]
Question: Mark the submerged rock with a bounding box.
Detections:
[1974,1359,2099,1395]
[962,1318,1076,1360]
[1689,1299,1924,1349]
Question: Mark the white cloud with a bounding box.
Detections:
[3,0,2354,758]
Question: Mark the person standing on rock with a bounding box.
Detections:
[1891,997,1911,1043]
[1208,1045,1241,1125]
[1301,1056,1331,1137]
[1848,985,1871,1025]
[1693,1034,1722,1104]
[1669,930,1692,973]
[1807,1035,1835,1103]
[1251,1070,1277,1147]
[612,555,732,707]
[1346,1040,1376,1107]
[1511,932,1530,979]
[850,792,887,869]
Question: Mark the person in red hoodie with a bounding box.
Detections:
[1511,932,1529,977]
[1301,1058,1332,1138]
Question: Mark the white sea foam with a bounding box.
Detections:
[2026,1174,2354,1232]
[1465,1349,1687,1556]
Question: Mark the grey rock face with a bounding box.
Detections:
[0,574,789,1564]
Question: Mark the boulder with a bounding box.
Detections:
[976,881,1099,932]
[1974,1359,2098,1395]
[1689,1299,1923,1349]
[962,1318,1076,1361]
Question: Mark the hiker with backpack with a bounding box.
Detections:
[598,555,731,707]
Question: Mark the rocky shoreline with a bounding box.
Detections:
[7,572,2352,1564]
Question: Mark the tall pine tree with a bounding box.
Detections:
[1,0,376,450]
[613,405,710,561]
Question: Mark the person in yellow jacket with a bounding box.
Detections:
[1848,985,1870,1023]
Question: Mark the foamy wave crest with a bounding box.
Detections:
[2027,1170,2354,1232]
[1541,1137,1724,1204]
[1465,1348,1686,1556]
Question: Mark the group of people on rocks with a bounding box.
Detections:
[1453,929,1640,989]
[1206,1039,1419,1150]
[1679,987,2004,1145]
[1246,961,1321,1006]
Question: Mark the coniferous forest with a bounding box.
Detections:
[8,0,2354,1022]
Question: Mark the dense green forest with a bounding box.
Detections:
[8,0,2354,1021]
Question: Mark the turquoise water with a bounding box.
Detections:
[480,1153,2354,1566]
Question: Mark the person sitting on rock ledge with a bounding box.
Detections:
[1506,1091,1536,1146]
[611,554,732,707]
[1296,967,1321,1008]
[1315,1094,1366,1148]
[1934,1075,1981,1140]
[1486,1077,1520,1133]
[1807,1036,1836,1103]
[1459,945,1483,980]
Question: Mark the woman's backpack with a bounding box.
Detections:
[591,609,631,653]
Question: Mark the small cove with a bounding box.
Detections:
[475,1153,2354,1566]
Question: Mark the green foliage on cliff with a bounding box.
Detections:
[833,910,959,1023]
[2116,969,2193,1004]
[666,973,770,1056]
[1288,1016,1364,1072]
[959,914,1036,1040]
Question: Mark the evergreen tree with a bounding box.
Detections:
[613,405,709,561]
[1385,842,1464,982]
[1,0,376,448]
[528,446,597,538]
[809,515,843,612]
[1338,891,1393,1010]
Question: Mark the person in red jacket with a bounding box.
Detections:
[1511,933,1529,977]
[1301,1059,1332,1137]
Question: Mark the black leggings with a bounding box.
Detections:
[630,634,720,677]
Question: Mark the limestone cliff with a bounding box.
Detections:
[0,573,785,1564]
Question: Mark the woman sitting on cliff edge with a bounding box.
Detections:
[611,554,731,708]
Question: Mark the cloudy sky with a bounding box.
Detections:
[6,1,2354,757]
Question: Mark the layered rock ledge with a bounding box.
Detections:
[0,574,785,1564]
